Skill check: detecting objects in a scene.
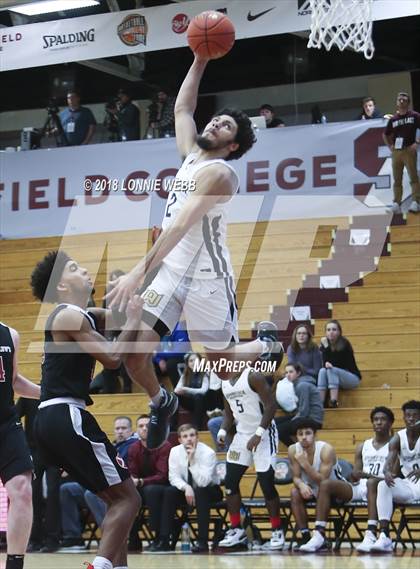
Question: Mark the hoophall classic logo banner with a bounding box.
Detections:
[1,0,418,71]
[0,120,413,239]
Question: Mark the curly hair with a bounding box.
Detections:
[30,250,71,303]
[370,406,395,424]
[402,400,420,413]
[213,107,256,161]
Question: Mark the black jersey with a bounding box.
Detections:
[0,322,17,423]
[41,304,98,405]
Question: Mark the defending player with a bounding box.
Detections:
[0,321,40,569]
[371,400,420,552]
[298,406,394,553]
[106,54,281,448]
[31,251,143,569]
[217,357,285,550]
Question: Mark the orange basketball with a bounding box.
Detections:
[187,11,235,60]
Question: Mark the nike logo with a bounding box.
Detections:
[247,7,275,21]
[209,290,217,295]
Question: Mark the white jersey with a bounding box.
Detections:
[296,440,340,496]
[361,438,389,478]
[222,367,275,436]
[398,428,420,478]
[161,152,239,280]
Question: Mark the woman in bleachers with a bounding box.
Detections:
[287,325,322,383]
[174,352,209,429]
[317,319,361,408]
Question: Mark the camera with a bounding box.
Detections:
[46,97,60,115]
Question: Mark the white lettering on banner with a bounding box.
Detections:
[1,0,418,71]
[0,120,415,239]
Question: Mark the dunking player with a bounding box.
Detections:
[217,358,285,550]
[298,406,394,553]
[106,54,281,447]
[0,322,39,569]
[371,400,420,552]
[31,251,142,569]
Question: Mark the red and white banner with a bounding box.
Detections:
[1,0,418,71]
[0,119,413,239]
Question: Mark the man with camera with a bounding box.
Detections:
[59,91,96,146]
[105,89,140,142]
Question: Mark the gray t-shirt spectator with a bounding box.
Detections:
[286,345,322,381]
[292,376,324,426]
[59,106,96,146]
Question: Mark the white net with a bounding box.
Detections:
[307,0,375,60]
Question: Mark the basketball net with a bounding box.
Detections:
[307,0,375,60]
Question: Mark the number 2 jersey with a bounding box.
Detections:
[221,367,275,436]
[161,152,239,280]
[361,438,389,477]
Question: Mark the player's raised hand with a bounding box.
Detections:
[105,272,140,312]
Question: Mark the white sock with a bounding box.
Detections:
[151,387,165,407]
[93,556,113,569]
[114,566,128,569]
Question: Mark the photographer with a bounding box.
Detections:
[105,89,140,142]
[59,91,96,146]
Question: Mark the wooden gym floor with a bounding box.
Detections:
[0,550,417,569]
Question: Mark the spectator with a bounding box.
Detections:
[206,371,224,418]
[311,105,327,124]
[59,91,96,146]
[275,363,324,447]
[16,395,61,553]
[317,319,361,408]
[153,89,176,138]
[288,418,340,550]
[127,415,172,551]
[383,91,420,213]
[259,103,285,128]
[149,424,222,552]
[113,416,138,463]
[174,352,210,429]
[152,321,191,389]
[357,96,383,120]
[287,325,322,382]
[114,88,140,141]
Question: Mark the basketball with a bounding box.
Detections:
[187,11,235,60]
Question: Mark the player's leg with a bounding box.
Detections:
[218,461,248,547]
[391,150,404,208]
[299,479,352,552]
[372,478,418,552]
[317,368,328,404]
[257,468,285,550]
[4,472,33,569]
[356,477,381,552]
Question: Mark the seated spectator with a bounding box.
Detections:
[275,363,324,447]
[287,325,322,382]
[259,103,285,128]
[59,91,96,146]
[299,406,394,553]
[89,269,132,394]
[174,353,210,429]
[318,319,361,408]
[148,424,222,552]
[288,418,340,550]
[127,415,172,551]
[357,97,383,120]
[113,416,138,463]
[206,370,224,418]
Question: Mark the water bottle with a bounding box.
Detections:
[180,522,191,552]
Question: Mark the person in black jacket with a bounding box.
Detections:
[317,319,361,408]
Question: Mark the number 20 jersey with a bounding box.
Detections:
[361,438,389,477]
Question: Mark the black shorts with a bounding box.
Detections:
[34,404,129,493]
[0,417,33,484]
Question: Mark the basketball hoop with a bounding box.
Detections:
[307,0,375,60]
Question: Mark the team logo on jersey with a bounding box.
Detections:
[228,449,241,461]
[143,290,163,307]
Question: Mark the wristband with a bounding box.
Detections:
[255,426,265,438]
[217,429,227,440]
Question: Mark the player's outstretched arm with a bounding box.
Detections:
[10,328,40,399]
[175,55,209,158]
[52,296,143,369]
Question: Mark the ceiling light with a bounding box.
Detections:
[9,1,100,16]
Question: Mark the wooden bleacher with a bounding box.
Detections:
[1,213,419,543]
